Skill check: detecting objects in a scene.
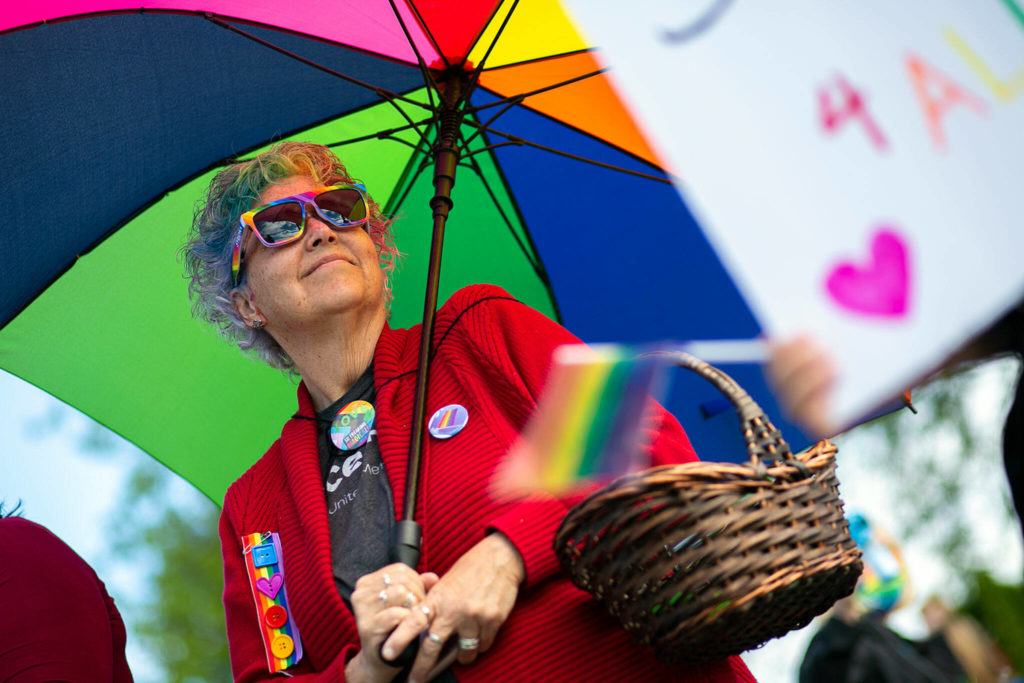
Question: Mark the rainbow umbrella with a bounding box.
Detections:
[0,0,797,505]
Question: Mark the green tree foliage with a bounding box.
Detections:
[840,357,1020,581]
[24,402,233,682]
[107,457,232,683]
[961,571,1024,674]
[832,357,1023,677]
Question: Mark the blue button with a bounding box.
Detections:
[252,544,278,568]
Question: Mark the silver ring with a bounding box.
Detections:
[458,637,480,650]
[378,590,388,603]
[382,573,391,587]
[418,604,432,618]
[404,592,415,608]
[427,632,443,644]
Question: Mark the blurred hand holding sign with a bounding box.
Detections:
[562,0,1024,428]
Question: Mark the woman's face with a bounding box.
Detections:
[237,175,385,332]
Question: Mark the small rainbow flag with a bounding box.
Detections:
[242,532,303,673]
[497,344,666,495]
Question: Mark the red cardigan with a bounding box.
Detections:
[220,284,755,682]
[0,518,133,683]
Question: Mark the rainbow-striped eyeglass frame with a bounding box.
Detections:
[231,184,369,286]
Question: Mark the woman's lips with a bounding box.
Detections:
[305,254,352,277]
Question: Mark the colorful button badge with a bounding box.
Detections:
[331,400,375,451]
[428,404,469,439]
[264,605,288,629]
[271,634,295,658]
[251,543,277,568]
[242,531,303,673]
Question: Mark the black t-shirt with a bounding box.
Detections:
[316,365,459,682]
[317,364,395,604]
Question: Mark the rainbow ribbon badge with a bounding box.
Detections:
[242,532,303,672]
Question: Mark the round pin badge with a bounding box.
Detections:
[331,400,375,451]
[428,404,469,439]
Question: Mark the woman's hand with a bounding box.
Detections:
[766,335,838,439]
[346,563,439,683]
[385,532,525,683]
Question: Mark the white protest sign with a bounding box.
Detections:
[563,0,1024,427]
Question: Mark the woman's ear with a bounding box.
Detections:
[230,286,260,326]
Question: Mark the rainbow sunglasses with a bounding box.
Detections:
[231,184,370,286]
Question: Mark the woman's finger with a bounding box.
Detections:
[426,644,460,682]
[380,602,433,663]
[408,600,455,681]
[454,626,482,666]
[767,336,838,437]
[353,564,428,609]
[368,606,416,637]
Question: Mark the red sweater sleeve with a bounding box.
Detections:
[220,479,353,682]
[454,288,699,588]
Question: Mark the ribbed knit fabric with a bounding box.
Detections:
[220,284,756,682]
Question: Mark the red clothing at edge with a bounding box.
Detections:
[0,517,133,683]
[220,284,755,682]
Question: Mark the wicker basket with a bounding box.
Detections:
[554,351,863,664]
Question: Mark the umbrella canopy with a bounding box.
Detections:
[0,0,798,504]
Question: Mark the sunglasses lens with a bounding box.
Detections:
[315,188,368,225]
[252,202,303,244]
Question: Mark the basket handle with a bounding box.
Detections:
[640,350,802,473]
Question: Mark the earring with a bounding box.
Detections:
[250,318,265,330]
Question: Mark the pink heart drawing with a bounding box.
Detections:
[256,574,283,599]
[825,228,910,318]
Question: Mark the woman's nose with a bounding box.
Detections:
[304,203,337,248]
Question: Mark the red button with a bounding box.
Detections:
[264,605,288,629]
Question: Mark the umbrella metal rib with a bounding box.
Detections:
[459,150,550,282]
[465,129,674,184]
[461,0,522,89]
[465,66,606,117]
[384,0,441,109]
[206,16,435,146]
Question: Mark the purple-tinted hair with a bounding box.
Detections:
[182,142,400,370]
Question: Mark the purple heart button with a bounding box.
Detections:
[256,573,283,599]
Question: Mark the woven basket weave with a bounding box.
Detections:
[554,351,863,664]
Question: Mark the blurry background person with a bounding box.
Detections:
[922,595,1016,683]
[0,501,133,682]
[799,512,965,683]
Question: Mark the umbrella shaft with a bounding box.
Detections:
[402,104,465,534]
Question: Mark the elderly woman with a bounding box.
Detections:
[184,142,754,682]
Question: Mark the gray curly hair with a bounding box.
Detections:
[182,142,400,371]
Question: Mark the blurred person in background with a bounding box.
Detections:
[800,512,965,683]
[0,501,134,682]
